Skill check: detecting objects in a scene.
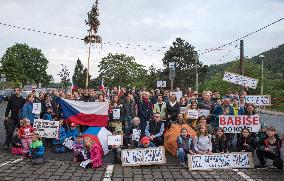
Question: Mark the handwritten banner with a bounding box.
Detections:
[223,71,258,89]
[33,119,59,138]
[219,115,260,133]
[32,103,41,114]
[122,147,166,166]
[157,81,166,88]
[107,135,123,146]
[188,152,254,170]
[199,109,210,117]
[170,91,183,102]
[245,95,271,106]
[188,110,199,119]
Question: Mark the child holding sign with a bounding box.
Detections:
[176,128,195,167]
[194,125,212,155]
[83,137,103,169]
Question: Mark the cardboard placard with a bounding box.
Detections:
[199,109,210,117]
[33,119,59,138]
[245,95,271,106]
[132,129,141,141]
[107,135,123,146]
[219,115,260,133]
[113,109,121,119]
[188,152,254,170]
[222,71,258,89]
[32,103,41,114]
[157,81,166,88]
[63,138,74,149]
[80,159,90,168]
[122,146,166,166]
[170,91,183,102]
[188,110,199,119]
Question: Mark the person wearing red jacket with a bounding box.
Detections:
[18,118,35,158]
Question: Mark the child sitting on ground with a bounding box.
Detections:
[212,127,227,153]
[256,126,283,170]
[67,122,79,141]
[29,133,45,164]
[73,134,85,162]
[18,118,35,158]
[83,137,103,169]
[138,136,156,148]
[236,128,256,153]
[176,128,195,167]
[53,120,67,153]
[11,128,23,155]
[194,125,212,154]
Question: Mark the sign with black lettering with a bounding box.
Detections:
[157,81,167,88]
[107,135,123,146]
[122,147,166,166]
[223,71,258,89]
[245,95,271,106]
[33,119,59,138]
[188,152,254,170]
[219,115,260,133]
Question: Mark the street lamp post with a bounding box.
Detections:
[259,55,265,95]
[194,54,199,93]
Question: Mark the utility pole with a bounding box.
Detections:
[169,62,175,91]
[259,55,265,95]
[239,40,244,91]
[194,54,199,93]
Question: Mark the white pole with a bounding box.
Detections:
[261,59,264,95]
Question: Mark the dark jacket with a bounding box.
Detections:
[137,99,153,122]
[166,101,180,123]
[259,134,282,155]
[80,96,90,102]
[237,135,256,152]
[11,135,22,148]
[123,100,136,118]
[5,94,26,120]
[212,136,227,153]
[176,135,194,152]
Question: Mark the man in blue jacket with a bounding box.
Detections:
[137,92,153,131]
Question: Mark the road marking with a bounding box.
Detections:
[0,158,23,168]
[232,169,255,181]
[102,165,114,181]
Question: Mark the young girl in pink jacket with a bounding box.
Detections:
[83,137,103,168]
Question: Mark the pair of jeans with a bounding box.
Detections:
[257,150,283,170]
[177,148,188,163]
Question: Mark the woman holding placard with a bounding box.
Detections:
[109,95,124,133]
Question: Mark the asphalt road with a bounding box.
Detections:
[0,101,284,181]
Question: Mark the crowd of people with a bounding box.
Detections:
[3,86,283,170]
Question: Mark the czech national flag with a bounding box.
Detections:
[59,98,109,127]
[83,127,112,155]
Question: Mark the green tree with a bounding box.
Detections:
[0,43,52,86]
[72,58,84,88]
[98,53,147,88]
[162,38,208,90]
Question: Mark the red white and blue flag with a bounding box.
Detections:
[59,98,109,127]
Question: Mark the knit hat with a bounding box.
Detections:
[140,136,150,145]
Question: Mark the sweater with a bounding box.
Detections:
[5,94,26,120]
[194,134,212,152]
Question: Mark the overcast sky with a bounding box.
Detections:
[0,0,283,82]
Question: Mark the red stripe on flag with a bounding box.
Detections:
[65,113,108,127]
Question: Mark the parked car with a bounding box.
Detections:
[3,89,14,101]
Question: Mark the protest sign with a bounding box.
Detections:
[188,152,254,170]
[219,115,260,133]
[80,159,90,168]
[32,103,41,114]
[113,109,120,119]
[63,138,74,149]
[245,95,271,106]
[157,81,166,88]
[132,129,141,141]
[122,147,166,166]
[199,109,210,117]
[33,119,59,138]
[222,71,258,89]
[107,135,123,146]
[188,110,199,119]
[170,91,183,101]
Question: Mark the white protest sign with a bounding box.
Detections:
[188,152,254,170]
[80,159,90,168]
[113,109,120,119]
[122,147,166,166]
[157,81,166,88]
[170,91,183,102]
[63,138,74,149]
[219,115,260,133]
[222,71,258,89]
[245,95,271,106]
[107,135,123,146]
[33,119,59,138]
[199,109,210,117]
[132,129,141,141]
[32,103,41,114]
[188,110,199,119]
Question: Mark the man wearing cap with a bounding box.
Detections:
[145,112,164,147]
[67,123,79,141]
